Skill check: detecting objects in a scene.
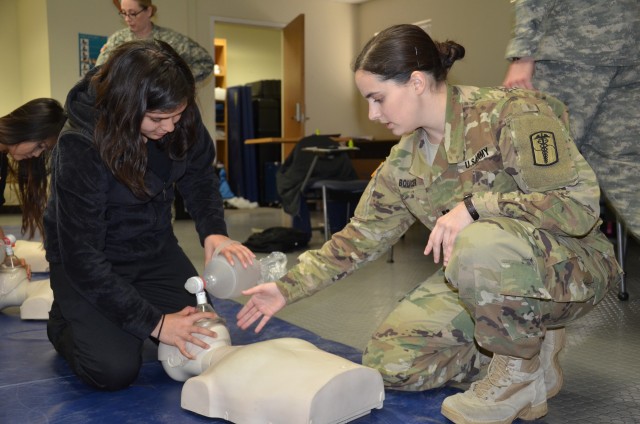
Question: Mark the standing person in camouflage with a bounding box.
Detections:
[97,0,213,83]
[503,0,640,240]
[236,24,621,424]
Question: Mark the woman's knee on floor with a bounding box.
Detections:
[53,326,145,391]
[73,351,143,391]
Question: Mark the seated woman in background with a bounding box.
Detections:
[0,98,66,241]
[97,0,213,83]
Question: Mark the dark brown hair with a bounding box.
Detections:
[91,39,197,198]
[0,98,66,238]
[353,24,465,84]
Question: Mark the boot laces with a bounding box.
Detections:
[470,355,512,400]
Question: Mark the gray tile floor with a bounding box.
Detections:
[174,206,640,424]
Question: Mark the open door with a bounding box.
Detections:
[213,14,303,161]
[282,13,305,147]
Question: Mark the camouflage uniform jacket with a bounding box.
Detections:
[505,0,640,66]
[96,24,213,82]
[277,85,614,303]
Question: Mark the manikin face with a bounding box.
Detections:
[5,138,54,161]
[354,70,422,137]
[140,104,187,142]
[119,0,152,35]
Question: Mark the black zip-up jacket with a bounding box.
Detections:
[44,69,227,339]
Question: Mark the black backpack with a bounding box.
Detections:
[242,227,311,253]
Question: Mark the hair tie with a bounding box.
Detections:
[155,314,165,340]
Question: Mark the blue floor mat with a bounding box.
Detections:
[1,297,460,423]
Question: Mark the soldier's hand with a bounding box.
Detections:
[424,201,474,266]
[502,57,536,90]
[237,282,286,333]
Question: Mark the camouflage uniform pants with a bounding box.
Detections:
[534,61,640,240]
[363,218,619,391]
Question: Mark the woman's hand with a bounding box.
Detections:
[502,57,536,90]
[204,234,255,268]
[424,201,474,267]
[153,306,220,359]
[236,282,286,333]
[19,258,32,280]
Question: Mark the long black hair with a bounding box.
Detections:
[0,98,66,238]
[91,39,197,199]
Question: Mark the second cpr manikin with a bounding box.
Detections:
[158,245,385,423]
[0,235,53,320]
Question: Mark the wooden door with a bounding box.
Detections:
[282,13,305,155]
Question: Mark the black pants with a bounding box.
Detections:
[47,242,198,391]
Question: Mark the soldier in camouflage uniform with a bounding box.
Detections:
[237,24,621,424]
[97,0,213,83]
[503,0,640,240]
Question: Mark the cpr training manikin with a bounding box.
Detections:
[158,248,385,423]
[0,235,53,320]
[0,236,385,423]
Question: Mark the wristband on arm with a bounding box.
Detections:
[153,314,165,341]
[463,193,479,221]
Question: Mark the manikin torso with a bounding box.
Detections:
[157,256,385,424]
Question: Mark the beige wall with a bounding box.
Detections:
[356,0,513,138]
[215,23,282,88]
[19,0,51,102]
[0,0,22,115]
[0,0,48,205]
[0,0,50,115]
[1,0,514,139]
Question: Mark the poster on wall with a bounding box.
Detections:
[79,33,108,77]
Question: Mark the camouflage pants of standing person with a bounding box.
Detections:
[534,61,640,241]
[362,218,620,391]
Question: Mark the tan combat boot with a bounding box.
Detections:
[441,354,547,424]
[540,327,565,399]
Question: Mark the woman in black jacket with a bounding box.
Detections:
[44,39,254,390]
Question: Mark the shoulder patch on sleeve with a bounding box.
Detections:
[508,113,579,192]
[530,131,558,166]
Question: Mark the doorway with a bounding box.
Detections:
[214,23,282,89]
[211,16,305,204]
[211,14,305,141]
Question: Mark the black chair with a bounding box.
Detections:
[276,135,359,235]
[276,134,395,261]
[309,179,370,241]
[309,178,395,263]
